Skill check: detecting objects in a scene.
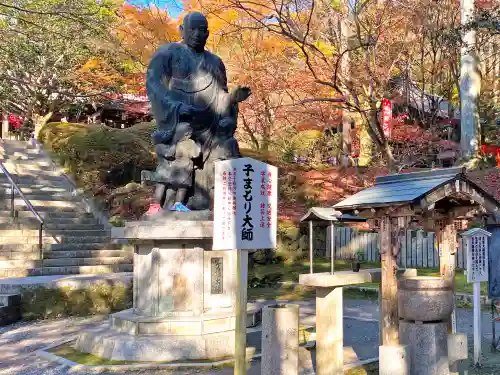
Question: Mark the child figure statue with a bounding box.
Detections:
[151,123,201,213]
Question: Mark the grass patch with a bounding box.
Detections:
[49,343,137,365]
[345,362,379,374]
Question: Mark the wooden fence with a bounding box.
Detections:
[318,227,468,269]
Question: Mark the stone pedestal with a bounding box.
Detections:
[299,269,416,375]
[261,304,299,375]
[398,277,454,375]
[75,219,261,362]
[400,321,449,375]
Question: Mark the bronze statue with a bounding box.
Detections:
[146,11,251,212]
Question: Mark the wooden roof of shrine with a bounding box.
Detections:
[300,207,365,224]
[334,167,500,218]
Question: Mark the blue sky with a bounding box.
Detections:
[127,0,184,18]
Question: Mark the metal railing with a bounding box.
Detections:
[0,160,44,270]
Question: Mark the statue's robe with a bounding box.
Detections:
[146,42,238,210]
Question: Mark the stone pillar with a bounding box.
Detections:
[448,333,468,375]
[261,304,299,375]
[399,277,454,375]
[316,287,343,375]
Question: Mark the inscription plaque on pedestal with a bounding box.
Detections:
[211,257,223,294]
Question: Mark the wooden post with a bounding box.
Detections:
[309,220,314,274]
[438,217,458,333]
[380,216,399,346]
[235,249,248,375]
[330,221,335,274]
[473,281,482,366]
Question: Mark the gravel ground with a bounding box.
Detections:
[0,299,499,374]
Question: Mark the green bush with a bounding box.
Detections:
[20,282,132,321]
[38,122,156,190]
[275,220,308,263]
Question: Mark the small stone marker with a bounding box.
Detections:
[261,304,299,375]
[448,333,468,375]
[379,345,410,375]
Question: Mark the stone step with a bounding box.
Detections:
[0,260,42,269]
[0,210,94,218]
[0,252,40,260]
[0,191,79,201]
[0,164,57,175]
[0,156,51,164]
[0,249,131,261]
[0,235,110,244]
[0,293,20,307]
[42,257,132,267]
[0,175,67,185]
[0,222,104,231]
[43,249,131,259]
[0,198,85,209]
[0,183,67,192]
[0,264,133,277]
[0,242,123,253]
[0,257,132,269]
[0,229,108,237]
[48,242,124,251]
[0,216,97,225]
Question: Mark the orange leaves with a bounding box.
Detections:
[115,4,180,66]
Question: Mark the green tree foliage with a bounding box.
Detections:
[0,0,119,129]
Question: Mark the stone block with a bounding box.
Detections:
[75,323,260,362]
[400,321,449,375]
[398,276,454,322]
[448,333,468,375]
[261,304,299,375]
[379,345,410,375]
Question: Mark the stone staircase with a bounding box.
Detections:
[0,139,133,277]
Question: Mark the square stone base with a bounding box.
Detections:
[400,321,449,375]
[75,305,262,362]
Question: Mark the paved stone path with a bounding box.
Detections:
[0,299,498,374]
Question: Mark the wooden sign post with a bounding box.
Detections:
[213,158,278,375]
[461,228,491,367]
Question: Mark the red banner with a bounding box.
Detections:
[381,99,392,138]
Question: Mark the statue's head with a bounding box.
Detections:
[180,11,209,52]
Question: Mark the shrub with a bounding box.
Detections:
[38,122,156,191]
[275,220,308,263]
[20,282,132,321]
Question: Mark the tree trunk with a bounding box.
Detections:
[359,119,373,166]
[32,112,53,139]
[1,113,8,139]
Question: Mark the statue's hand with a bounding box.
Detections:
[231,86,252,103]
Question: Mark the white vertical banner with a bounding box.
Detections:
[213,157,278,250]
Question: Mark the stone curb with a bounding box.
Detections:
[36,342,379,373]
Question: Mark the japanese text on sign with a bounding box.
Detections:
[464,231,490,283]
[213,158,278,250]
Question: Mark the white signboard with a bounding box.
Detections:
[462,228,491,283]
[213,157,278,250]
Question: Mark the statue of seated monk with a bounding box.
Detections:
[146,11,251,211]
